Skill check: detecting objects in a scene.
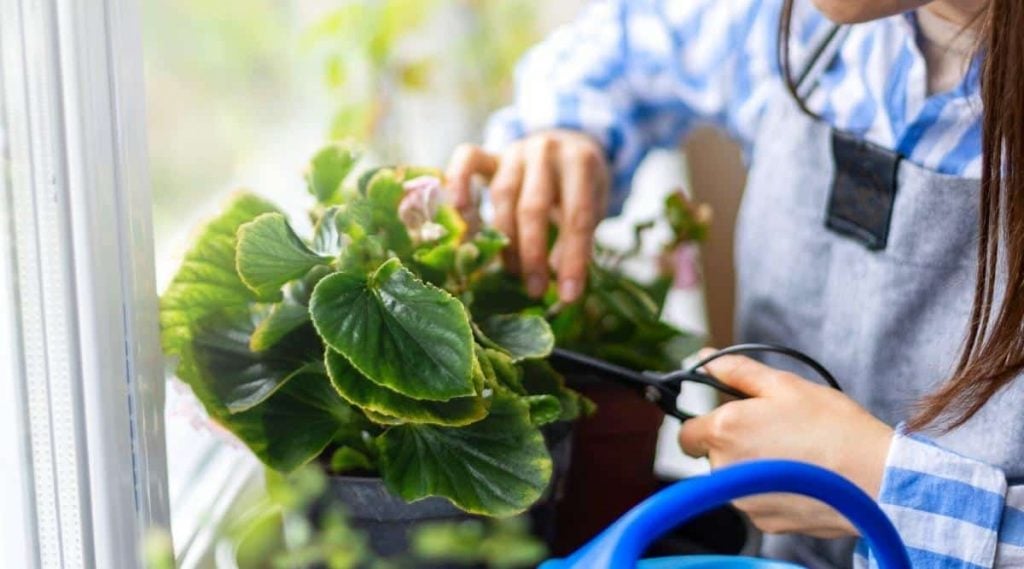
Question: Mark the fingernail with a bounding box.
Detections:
[559,279,581,302]
[527,274,547,297]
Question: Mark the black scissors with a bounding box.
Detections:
[549,343,843,422]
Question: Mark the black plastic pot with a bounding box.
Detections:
[320,421,575,557]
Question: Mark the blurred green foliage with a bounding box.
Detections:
[143,0,306,240]
[306,0,540,157]
[145,0,542,248]
[142,464,546,568]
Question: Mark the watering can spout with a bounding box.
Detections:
[543,460,911,569]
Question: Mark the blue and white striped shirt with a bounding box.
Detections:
[485,0,983,214]
[485,1,1021,567]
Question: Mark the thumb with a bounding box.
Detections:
[696,349,782,397]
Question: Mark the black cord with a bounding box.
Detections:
[685,343,843,392]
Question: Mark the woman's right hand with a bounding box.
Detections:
[445,130,611,303]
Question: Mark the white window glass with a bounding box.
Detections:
[1,0,169,566]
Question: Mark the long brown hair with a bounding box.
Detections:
[779,0,1024,431]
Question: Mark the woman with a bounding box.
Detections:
[446,0,1024,567]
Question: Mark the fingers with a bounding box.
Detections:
[697,351,787,397]
[518,138,558,297]
[459,131,610,301]
[677,413,713,458]
[490,145,525,273]
[445,144,498,212]
[554,143,603,302]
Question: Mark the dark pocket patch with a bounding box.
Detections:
[826,129,902,251]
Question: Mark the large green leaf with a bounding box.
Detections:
[236,213,330,297]
[310,258,475,401]
[188,310,322,413]
[173,310,367,472]
[227,370,363,472]
[476,314,554,362]
[378,395,552,516]
[161,193,280,354]
[325,348,487,427]
[306,143,358,204]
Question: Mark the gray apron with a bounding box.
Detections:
[733,83,1024,567]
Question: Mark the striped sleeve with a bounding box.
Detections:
[483,0,820,213]
[855,427,1024,568]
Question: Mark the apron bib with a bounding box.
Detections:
[733,86,1024,567]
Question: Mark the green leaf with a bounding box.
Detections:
[457,228,508,276]
[411,521,485,564]
[307,143,359,204]
[378,394,552,516]
[188,311,321,413]
[312,206,344,256]
[475,344,498,390]
[339,169,413,258]
[525,395,561,426]
[412,242,456,285]
[364,409,405,426]
[433,204,467,247]
[367,170,414,256]
[356,166,388,196]
[473,228,508,263]
[250,299,310,352]
[466,271,537,320]
[236,213,330,297]
[227,370,361,472]
[310,258,475,401]
[330,446,373,473]
[161,193,280,355]
[482,348,525,395]
[365,168,404,212]
[520,360,591,422]
[476,314,554,362]
[325,348,487,427]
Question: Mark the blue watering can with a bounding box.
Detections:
[541,460,911,569]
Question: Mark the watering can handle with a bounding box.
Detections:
[545,460,911,569]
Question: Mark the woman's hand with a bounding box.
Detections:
[678,351,895,538]
[445,130,611,302]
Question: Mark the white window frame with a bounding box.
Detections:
[1,0,170,566]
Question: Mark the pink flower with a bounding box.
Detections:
[399,176,442,231]
[669,243,702,289]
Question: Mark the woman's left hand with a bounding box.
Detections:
[677,351,895,539]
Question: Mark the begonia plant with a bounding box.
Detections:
[161,144,589,517]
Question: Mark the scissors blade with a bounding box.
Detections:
[548,348,655,391]
[548,348,691,420]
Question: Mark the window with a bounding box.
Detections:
[1,0,168,567]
